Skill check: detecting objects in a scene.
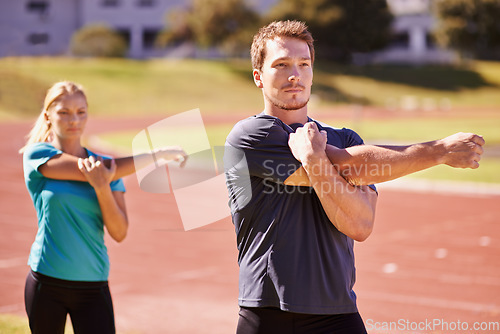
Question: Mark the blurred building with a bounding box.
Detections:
[0,0,181,58]
[0,0,280,58]
[0,0,79,57]
[355,0,455,64]
[0,0,453,63]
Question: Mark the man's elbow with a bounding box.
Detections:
[351,225,373,242]
[350,215,375,242]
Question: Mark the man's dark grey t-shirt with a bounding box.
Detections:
[224,112,376,315]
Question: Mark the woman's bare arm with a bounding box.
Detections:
[78,157,128,242]
[39,146,187,181]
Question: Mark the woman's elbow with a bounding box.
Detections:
[111,231,127,243]
[109,224,128,243]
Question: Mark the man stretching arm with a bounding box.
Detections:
[286,127,484,186]
[225,20,484,334]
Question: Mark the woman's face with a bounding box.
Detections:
[46,93,88,141]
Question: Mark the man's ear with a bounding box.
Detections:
[253,69,263,88]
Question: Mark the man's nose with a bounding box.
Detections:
[288,66,300,82]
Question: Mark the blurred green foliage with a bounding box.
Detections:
[267,0,393,62]
[157,0,393,61]
[433,0,500,60]
[70,24,128,58]
[156,0,259,56]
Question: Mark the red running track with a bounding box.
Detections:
[1,117,499,333]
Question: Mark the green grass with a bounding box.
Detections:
[0,314,29,334]
[0,57,262,118]
[407,158,500,183]
[322,117,500,144]
[0,314,74,334]
[0,313,139,334]
[313,60,500,107]
[2,57,500,120]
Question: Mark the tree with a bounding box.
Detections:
[156,0,259,56]
[70,24,127,58]
[433,0,500,59]
[267,0,393,62]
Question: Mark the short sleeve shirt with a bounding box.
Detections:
[224,113,376,315]
[23,142,126,281]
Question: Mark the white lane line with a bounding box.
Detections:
[479,236,491,247]
[0,256,26,269]
[0,303,24,313]
[360,264,500,287]
[377,178,500,197]
[168,267,218,282]
[361,291,499,313]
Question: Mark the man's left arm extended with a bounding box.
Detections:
[286,130,485,187]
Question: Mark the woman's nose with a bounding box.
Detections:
[69,113,79,123]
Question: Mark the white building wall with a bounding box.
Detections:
[375,0,455,64]
[79,0,183,58]
[0,0,79,57]
[367,14,455,64]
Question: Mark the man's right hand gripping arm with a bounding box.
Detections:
[288,123,378,242]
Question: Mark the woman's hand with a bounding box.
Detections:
[79,155,128,242]
[78,156,116,190]
[154,146,188,168]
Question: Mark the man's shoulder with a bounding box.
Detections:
[232,113,278,131]
[313,118,351,133]
[311,118,364,147]
[227,113,288,148]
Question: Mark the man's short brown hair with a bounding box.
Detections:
[251,20,315,71]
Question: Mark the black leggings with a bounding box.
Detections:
[25,270,115,334]
[237,306,368,334]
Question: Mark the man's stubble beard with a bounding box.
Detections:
[265,92,310,111]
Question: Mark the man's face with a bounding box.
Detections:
[255,37,313,111]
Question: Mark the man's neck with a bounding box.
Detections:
[264,105,308,125]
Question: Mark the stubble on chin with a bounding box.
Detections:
[266,94,309,111]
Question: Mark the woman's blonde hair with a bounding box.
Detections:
[19,81,87,153]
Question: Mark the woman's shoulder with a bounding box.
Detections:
[84,148,113,161]
[23,142,61,159]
